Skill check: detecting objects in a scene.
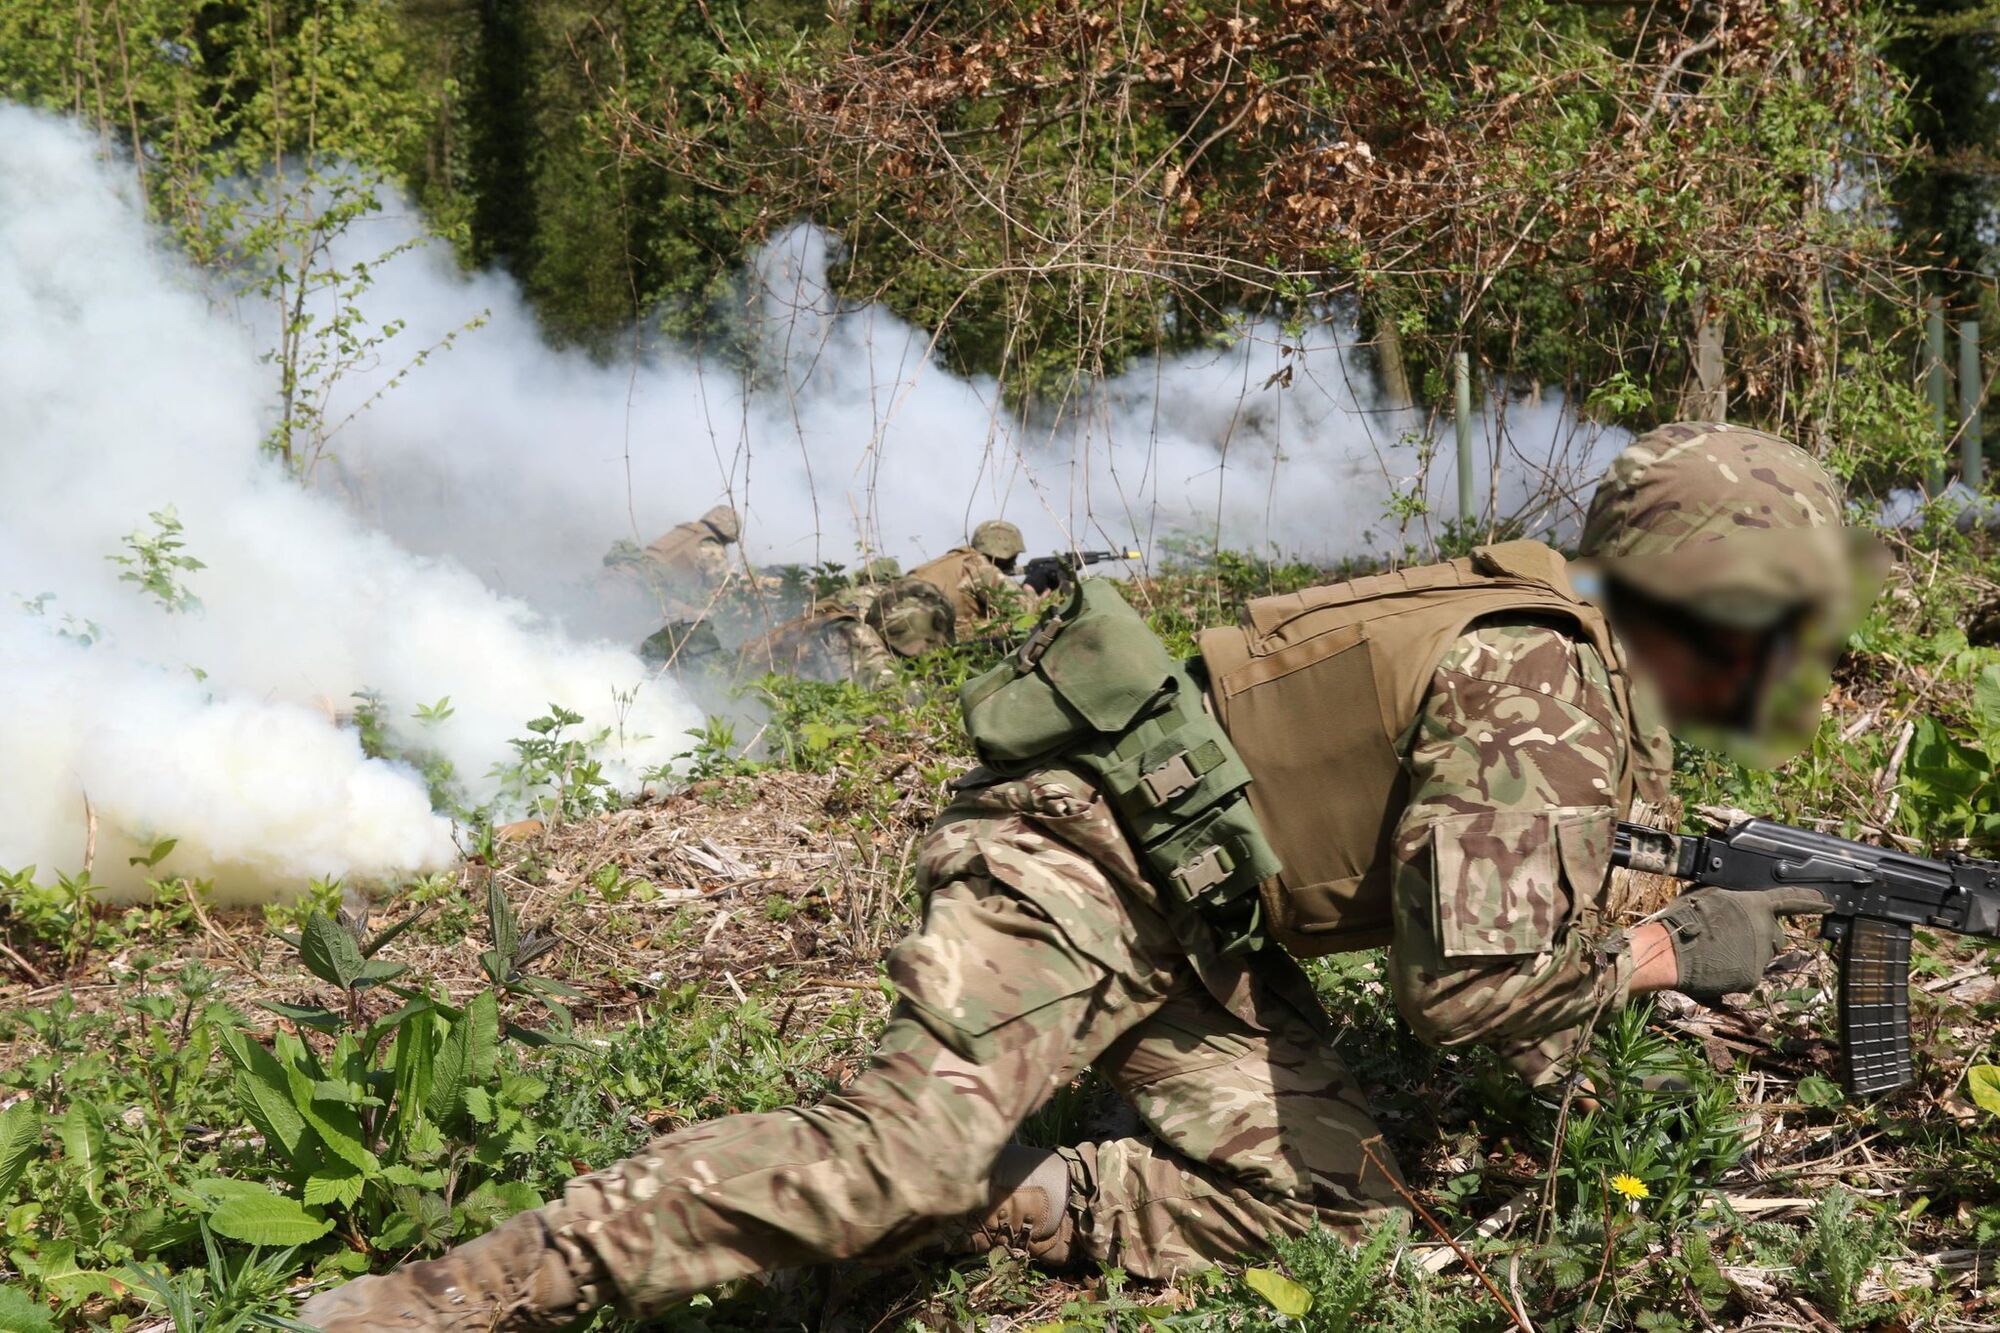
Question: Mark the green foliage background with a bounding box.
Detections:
[0,0,1986,487]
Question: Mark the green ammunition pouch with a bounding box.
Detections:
[958,578,1282,953]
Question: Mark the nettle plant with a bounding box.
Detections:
[199,882,580,1259]
[107,507,204,614]
[491,705,614,825]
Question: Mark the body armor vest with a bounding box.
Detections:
[1196,540,1641,956]
[645,521,725,577]
[910,547,996,623]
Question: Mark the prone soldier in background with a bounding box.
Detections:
[609,505,745,670]
[911,519,1036,628]
[305,424,1875,1333]
[605,504,742,599]
[735,562,956,689]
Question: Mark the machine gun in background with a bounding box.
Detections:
[1021,548,1143,595]
[1613,817,2000,1095]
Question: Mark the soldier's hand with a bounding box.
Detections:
[1657,886,1828,1002]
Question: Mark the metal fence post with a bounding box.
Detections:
[1453,350,1474,527]
[1960,317,1984,489]
[1927,299,1948,494]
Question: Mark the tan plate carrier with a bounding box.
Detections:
[1196,540,1640,957]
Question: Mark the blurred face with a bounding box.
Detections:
[1615,606,1806,734]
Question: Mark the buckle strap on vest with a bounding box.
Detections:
[1137,738,1226,807]
[1174,844,1233,897]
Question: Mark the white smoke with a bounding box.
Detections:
[0,109,699,898]
[1,102,1626,898]
[305,212,1625,635]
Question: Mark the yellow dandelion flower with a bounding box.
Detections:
[1610,1173,1650,1201]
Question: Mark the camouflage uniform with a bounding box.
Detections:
[1389,620,1671,1086]
[302,424,1859,1333]
[737,605,900,690]
[642,505,741,592]
[304,772,1405,1333]
[912,520,1034,628]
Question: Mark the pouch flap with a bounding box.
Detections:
[961,668,1089,766]
[1037,579,1177,732]
[1430,809,1564,958]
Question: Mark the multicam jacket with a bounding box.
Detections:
[1197,542,1673,1085]
[911,547,1031,627]
[1385,617,1672,1084]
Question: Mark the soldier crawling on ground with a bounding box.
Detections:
[605,504,742,601]
[605,505,746,669]
[305,424,1872,1332]
[735,558,957,690]
[911,519,1040,629]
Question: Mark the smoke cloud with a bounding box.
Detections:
[312,211,1626,634]
[3,103,1624,900]
[0,109,698,898]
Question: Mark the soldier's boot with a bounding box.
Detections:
[940,1144,1078,1265]
[296,1209,608,1333]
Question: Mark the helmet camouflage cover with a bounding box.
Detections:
[701,505,743,544]
[970,520,1026,562]
[1579,422,1862,629]
[1578,420,1883,762]
[859,556,903,582]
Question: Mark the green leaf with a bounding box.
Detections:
[426,992,499,1126]
[217,1027,307,1157]
[0,1284,58,1333]
[379,1164,443,1189]
[303,1166,367,1210]
[453,1178,541,1233]
[119,1204,200,1257]
[206,1184,334,1247]
[1968,1065,2000,1115]
[1243,1267,1313,1317]
[0,1102,40,1201]
[19,1241,116,1308]
[486,879,519,976]
[57,1101,105,1206]
[354,959,408,989]
[311,1079,366,1106]
[482,876,516,980]
[283,1064,379,1177]
[256,1000,344,1030]
[1974,665,2000,751]
[1797,1074,1845,1109]
[190,1176,268,1202]
[499,1075,548,1108]
[362,906,431,959]
[464,1086,494,1125]
[299,912,366,990]
[127,837,177,869]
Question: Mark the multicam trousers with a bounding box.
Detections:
[526,770,1407,1314]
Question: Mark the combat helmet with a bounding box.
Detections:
[1578,421,1881,759]
[701,505,743,544]
[867,578,958,658]
[970,520,1026,562]
[859,556,903,582]
[1579,423,1864,626]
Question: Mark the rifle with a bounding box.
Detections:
[1613,818,2000,1096]
[1021,547,1142,595]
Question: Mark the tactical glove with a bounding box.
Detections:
[1659,887,1828,1001]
